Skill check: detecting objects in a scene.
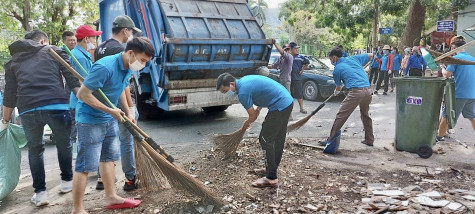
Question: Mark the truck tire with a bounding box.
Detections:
[202,105,229,113]
[131,79,162,120]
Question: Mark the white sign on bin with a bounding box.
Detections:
[406,96,422,105]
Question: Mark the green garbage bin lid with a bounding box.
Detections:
[444,79,457,129]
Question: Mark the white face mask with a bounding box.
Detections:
[127,34,133,42]
[129,53,145,72]
[86,42,95,50]
[225,89,236,98]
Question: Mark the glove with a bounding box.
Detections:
[388,70,392,74]
[333,89,341,96]
[0,119,9,131]
[128,107,136,120]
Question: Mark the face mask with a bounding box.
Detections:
[404,51,409,55]
[383,50,389,55]
[391,50,395,54]
[127,34,133,42]
[129,53,145,72]
[86,42,95,50]
[373,51,376,54]
[225,89,236,98]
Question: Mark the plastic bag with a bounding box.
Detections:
[0,124,27,200]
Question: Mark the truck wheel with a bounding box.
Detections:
[202,105,229,113]
[131,79,162,120]
[416,144,432,159]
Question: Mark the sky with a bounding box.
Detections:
[264,0,287,8]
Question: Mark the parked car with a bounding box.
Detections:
[268,55,345,100]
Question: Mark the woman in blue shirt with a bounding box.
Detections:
[390,47,402,92]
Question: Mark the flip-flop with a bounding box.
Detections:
[252,177,279,188]
[106,198,141,210]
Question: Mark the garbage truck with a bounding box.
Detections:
[98,0,272,119]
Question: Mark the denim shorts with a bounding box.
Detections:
[75,119,120,173]
[442,98,475,121]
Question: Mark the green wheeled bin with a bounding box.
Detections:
[392,77,456,158]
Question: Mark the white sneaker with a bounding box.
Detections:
[60,180,73,193]
[31,191,49,206]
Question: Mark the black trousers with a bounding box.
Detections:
[409,68,424,76]
[369,67,379,84]
[376,70,390,92]
[259,104,293,180]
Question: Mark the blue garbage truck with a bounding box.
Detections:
[98,0,272,119]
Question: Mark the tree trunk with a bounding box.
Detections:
[371,0,379,50]
[22,0,31,31]
[400,0,426,49]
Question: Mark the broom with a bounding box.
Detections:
[49,48,223,205]
[287,94,335,133]
[212,127,247,158]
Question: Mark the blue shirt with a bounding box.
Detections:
[236,75,293,112]
[70,45,93,109]
[404,54,427,75]
[342,51,348,57]
[333,54,370,89]
[291,54,310,81]
[446,52,475,99]
[76,53,131,124]
[380,54,389,71]
[392,54,402,71]
[19,103,69,116]
[371,54,381,68]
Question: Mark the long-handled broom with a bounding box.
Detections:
[212,127,247,158]
[49,48,223,205]
[287,94,335,133]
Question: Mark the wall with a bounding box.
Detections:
[457,3,475,56]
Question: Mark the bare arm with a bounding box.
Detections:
[273,39,284,55]
[77,85,125,122]
[242,106,261,130]
[2,106,14,122]
[442,67,453,78]
[124,86,134,108]
[367,53,374,62]
[300,64,309,74]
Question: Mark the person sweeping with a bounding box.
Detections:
[216,73,293,188]
[318,47,375,148]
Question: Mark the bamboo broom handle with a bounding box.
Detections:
[434,39,475,62]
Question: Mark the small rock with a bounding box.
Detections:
[153,209,160,214]
[446,202,463,211]
[305,204,318,211]
[204,181,211,185]
[462,195,475,201]
[381,162,385,165]
[417,191,442,198]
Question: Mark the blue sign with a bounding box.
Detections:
[436,20,454,32]
[379,27,392,35]
[406,96,422,106]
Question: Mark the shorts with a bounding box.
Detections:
[75,119,120,172]
[290,80,303,99]
[441,98,475,122]
[280,80,291,92]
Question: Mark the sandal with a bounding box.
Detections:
[106,198,141,209]
[252,177,278,188]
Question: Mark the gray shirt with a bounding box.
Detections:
[272,52,293,82]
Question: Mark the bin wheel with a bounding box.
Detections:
[416,144,433,159]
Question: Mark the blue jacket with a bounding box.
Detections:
[404,54,427,75]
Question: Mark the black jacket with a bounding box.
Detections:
[3,39,80,113]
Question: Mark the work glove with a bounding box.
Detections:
[0,119,9,132]
[333,89,341,96]
[128,107,136,124]
[388,70,392,74]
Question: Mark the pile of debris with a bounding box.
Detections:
[357,181,475,213]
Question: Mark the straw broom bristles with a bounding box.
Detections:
[287,114,313,133]
[212,128,247,158]
[137,139,224,205]
[134,139,169,190]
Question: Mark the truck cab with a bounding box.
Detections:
[98,0,272,119]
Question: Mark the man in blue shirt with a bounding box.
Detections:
[70,25,102,159]
[2,30,81,206]
[437,35,475,141]
[71,37,154,212]
[289,42,310,117]
[404,46,427,76]
[369,48,381,85]
[216,73,293,188]
[319,47,374,147]
[390,47,402,92]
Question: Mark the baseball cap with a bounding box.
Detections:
[450,35,466,45]
[283,43,290,50]
[404,47,411,52]
[289,42,300,49]
[75,25,102,40]
[113,15,142,33]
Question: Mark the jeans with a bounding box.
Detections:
[259,104,293,180]
[376,70,390,92]
[70,109,77,158]
[97,107,138,180]
[20,110,73,193]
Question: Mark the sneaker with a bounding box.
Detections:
[448,129,455,134]
[123,177,138,191]
[382,92,388,95]
[435,136,445,142]
[60,180,72,193]
[318,140,327,146]
[300,109,307,114]
[96,178,104,190]
[361,140,374,147]
[390,89,394,92]
[31,191,49,207]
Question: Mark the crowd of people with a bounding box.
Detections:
[1,12,474,213]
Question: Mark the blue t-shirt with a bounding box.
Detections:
[404,54,427,74]
[76,53,131,124]
[380,54,389,71]
[291,54,310,81]
[70,45,93,109]
[342,51,348,57]
[392,54,402,71]
[19,103,69,116]
[333,54,370,89]
[236,75,293,112]
[446,52,475,99]
[371,54,381,68]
